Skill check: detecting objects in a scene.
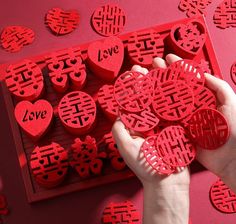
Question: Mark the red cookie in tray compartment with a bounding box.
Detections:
[14,100,53,141]
[30,142,69,188]
[45,47,86,93]
[87,36,124,82]
[102,201,141,224]
[127,29,164,67]
[102,132,126,171]
[119,109,159,133]
[178,0,212,17]
[169,19,206,58]
[141,135,175,175]
[70,136,106,178]
[58,91,96,135]
[97,85,119,121]
[214,0,236,29]
[166,59,205,90]
[114,71,153,112]
[1,26,35,52]
[188,108,229,149]
[5,59,44,101]
[157,126,196,167]
[91,4,126,37]
[46,8,79,35]
[152,80,194,121]
[210,179,236,213]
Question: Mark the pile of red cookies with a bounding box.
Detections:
[110,59,229,175]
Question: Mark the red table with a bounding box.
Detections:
[0,0,235,223]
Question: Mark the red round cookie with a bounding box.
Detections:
[210,179,236,213]
[141,135,175,175]
[127,29,164,67]
[91,4,126,37]
[30,142,69,188]
[119,109,159,133]
[5,59,44,101]
[188,108,229,149]
[46,8,79,35]
[166,59,205,91]
[97,85,119,121]
[114,71,153,112]
[1,26,35,52]
[152,80,194,121]
[157,126,196,167]
[58,91,96,135]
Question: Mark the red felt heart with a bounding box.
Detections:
[46,8,79,35]
[1,26,35,52]
[14,100,53,141]
[169,20,206,58]
[87,36,124,82]
[214,0,236,29]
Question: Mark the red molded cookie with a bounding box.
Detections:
[166,59,205,91]
[91,4,126,37]
[102,132,126,171]
[58,91,96,135]
[119,109,159,133]
[1,26,35,52]
[30,142,69,188]
[178,0,212,17]
[114,71,153,112]
[14,100,53,141]
[231,61,236,85]
[141,135,175,175]
[214,0,236,29]
[157,126,196,167]
[127,29,164,67]
[97,85,119,121]
[188,108,229,149]
[181,85,217,126]
[70,136,106,178]
[46,7,79,35]
[87,36,124,82]
[210,179,236,213]
[152,80,194,121]
[45,47,86,93]
[5,59,44,101]
[169,20,206,58]
[102,201,141,224]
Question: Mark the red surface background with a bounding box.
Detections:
[0,0,236,223]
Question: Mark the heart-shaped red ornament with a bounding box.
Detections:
[15,100,53,141]
[46,8,79,35]
[87,36,124,82]
[169,20,206,58]
[1,26,35,52]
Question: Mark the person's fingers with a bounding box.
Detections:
[152,57,168,69]
[131,65,149,74]
[204,73,236,105]
[165,53,182,65]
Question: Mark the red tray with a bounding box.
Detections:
[0,16,221,203]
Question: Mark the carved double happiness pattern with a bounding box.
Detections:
[58,91,96,128]
[152,80,194,121]
[102,201,140,224]
[210,179,236,213]
[92,4,126,36]
[114,71,153,112]
[157,126,196,167]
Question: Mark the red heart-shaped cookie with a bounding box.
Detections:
[1,26,35,52]
[87,36,124,82]
[46,8,79,35]
[169,20,206,58]
[15,100,53,141]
